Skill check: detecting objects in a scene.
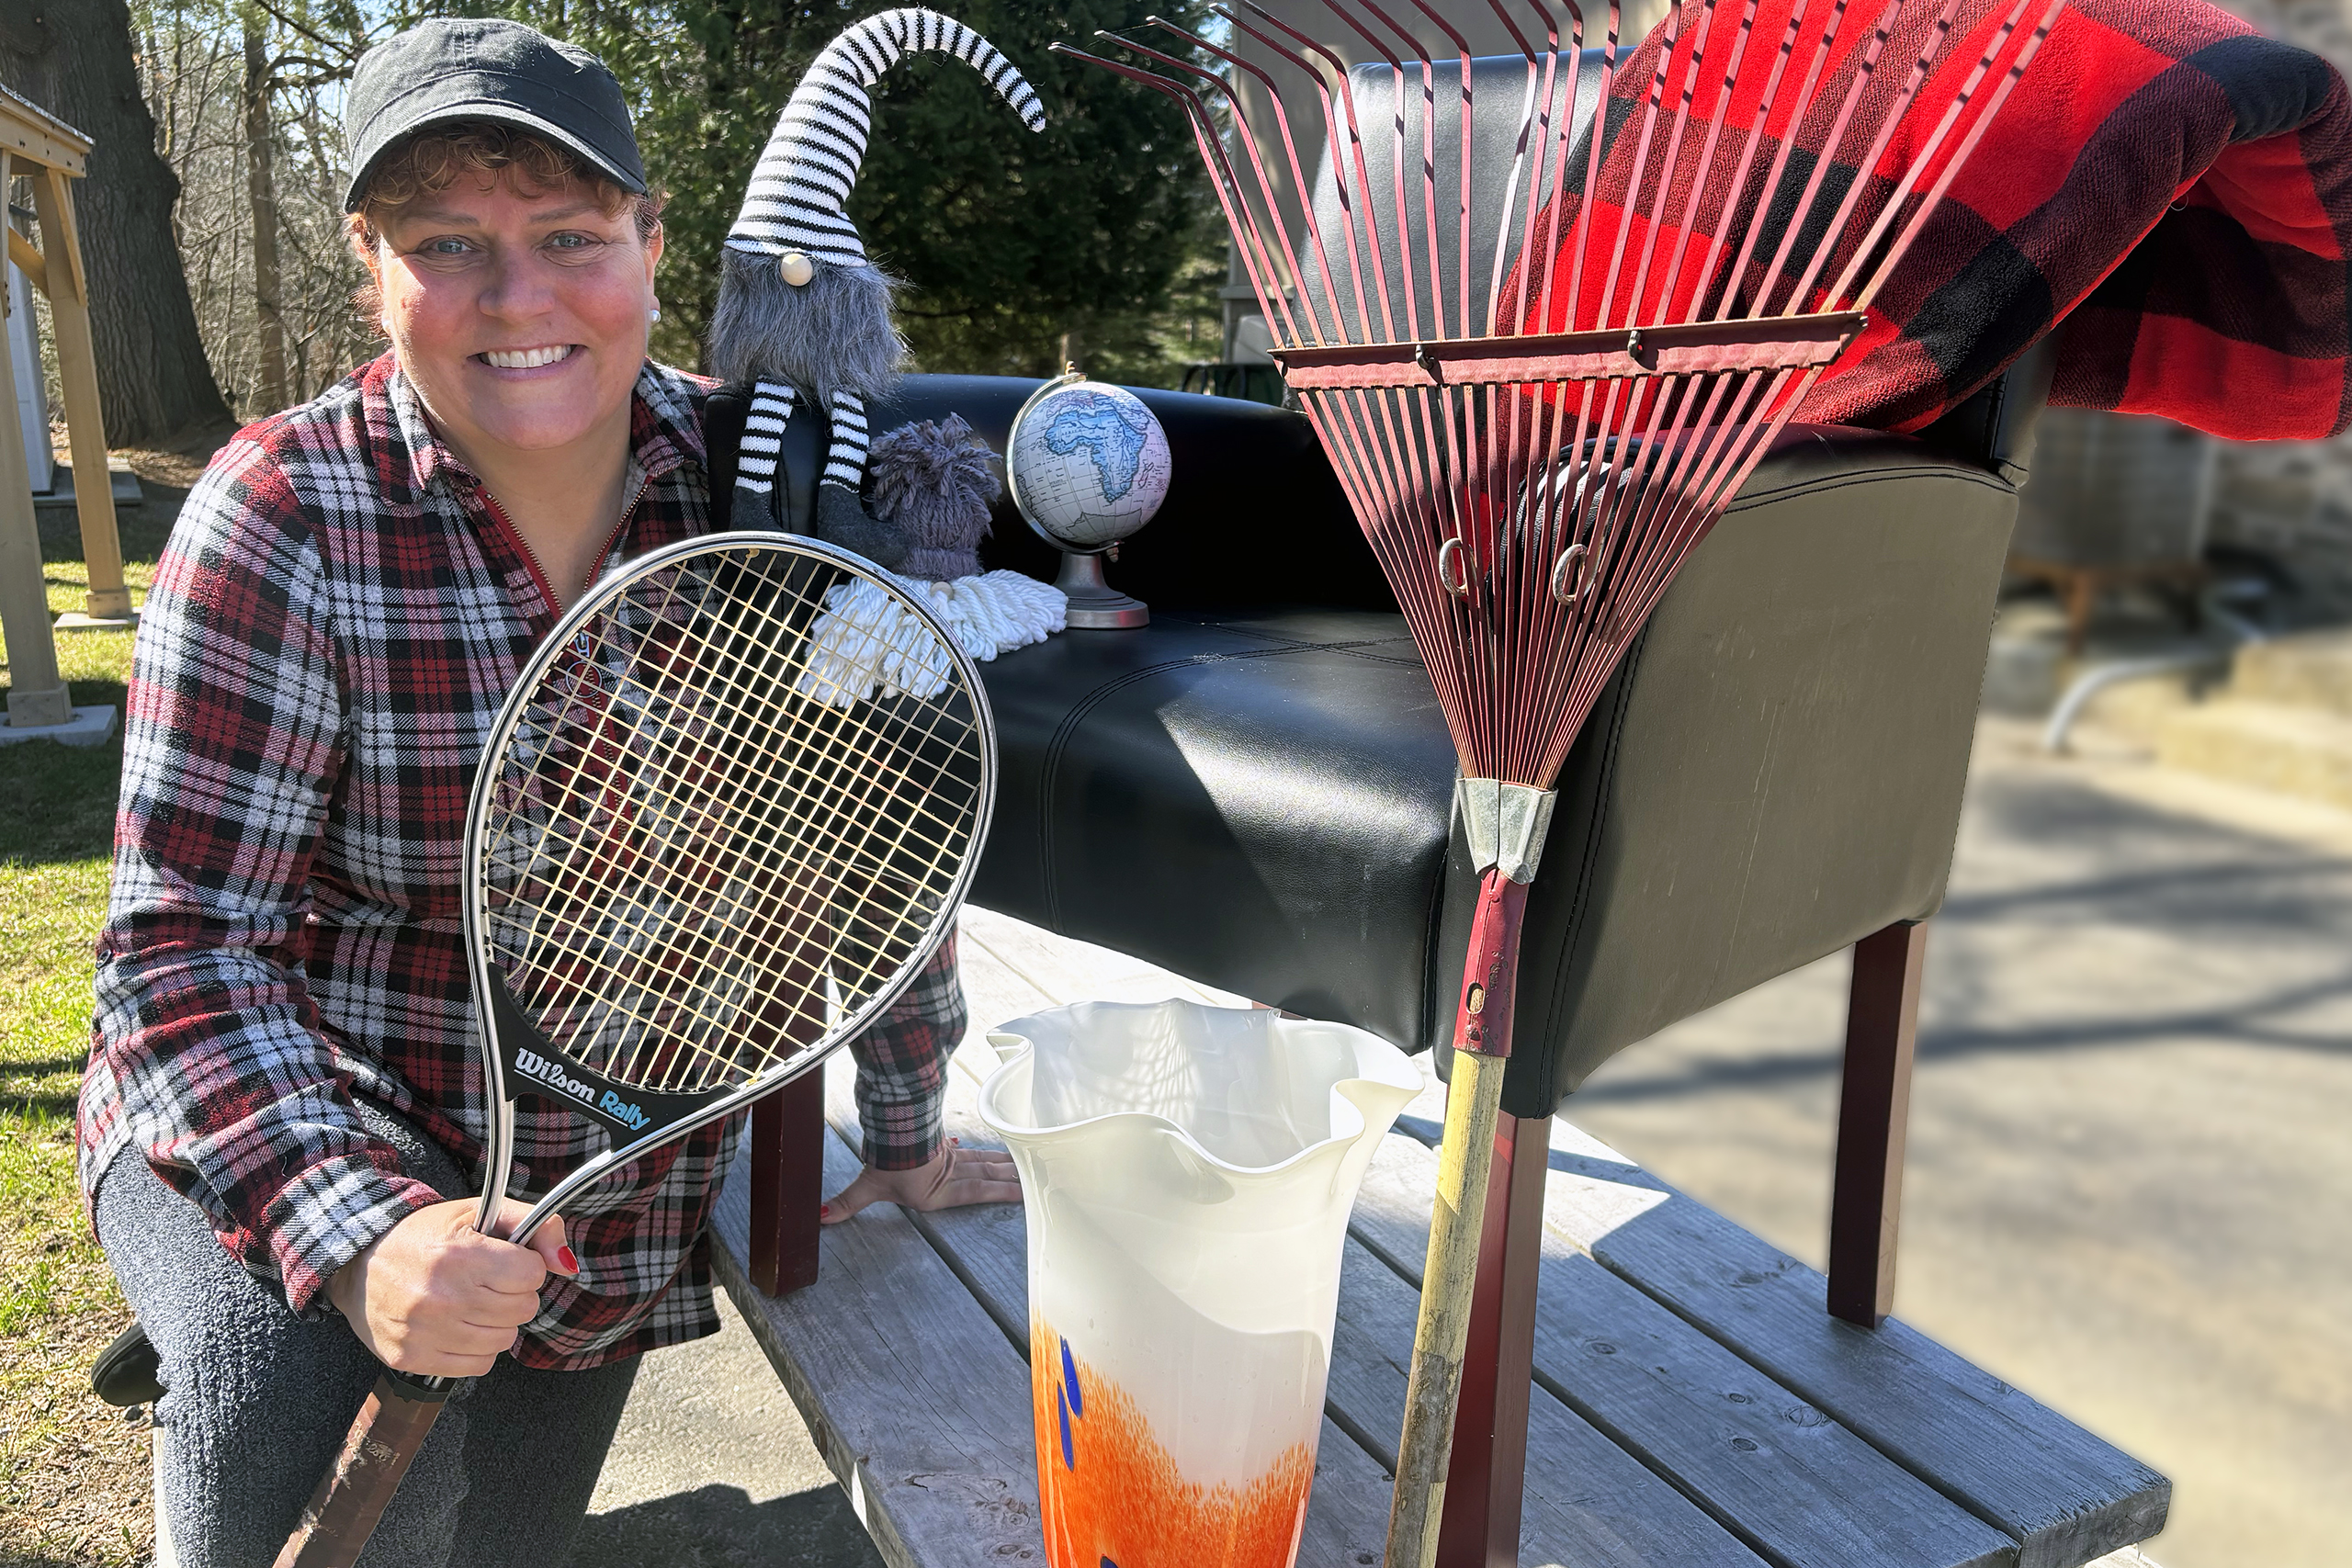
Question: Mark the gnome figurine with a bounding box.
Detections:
[710,9,1045,566]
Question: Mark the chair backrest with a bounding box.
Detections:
[1291,51,1609,348]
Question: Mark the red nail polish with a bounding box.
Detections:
[557,1246,580,1274]
[820,1203,832,1219]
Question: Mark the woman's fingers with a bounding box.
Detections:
[327,1198,562,1374]
[818,1168,891,1224]
[926,1145,1020,1210]
[488,1198,578,1279]
[820,1145,1024,1224]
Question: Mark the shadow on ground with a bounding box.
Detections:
[568,1483,884,1568]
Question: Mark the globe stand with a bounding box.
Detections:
[1054,549,1149,629]
[1010,367,1165,633]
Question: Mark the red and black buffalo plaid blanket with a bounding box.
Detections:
[1505,0,2352,439]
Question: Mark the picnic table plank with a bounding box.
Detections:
[710,1114,1041,1568]
[1532,1119,2171,1568]
[963,904,1245,1009]
[1326,1238,1769,1568]
[1351,1135,2018,1568]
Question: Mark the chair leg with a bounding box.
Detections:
[1827,919,1928,1327]
[1435,1108,1549,1568]
[748,1070,828,1295]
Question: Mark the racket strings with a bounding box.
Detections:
[494,689,968,1087]
[495,700,966,1087]
[478,547,986,1097]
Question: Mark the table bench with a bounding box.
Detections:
[713,908,2170,1568]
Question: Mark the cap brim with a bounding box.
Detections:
[344,101,647,212]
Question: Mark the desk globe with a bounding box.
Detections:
[1007,372,1171,628]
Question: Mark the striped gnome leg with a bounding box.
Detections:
[812,389,910,569]
[731,378,797,530]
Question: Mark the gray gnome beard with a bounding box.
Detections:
[708,250,907,405]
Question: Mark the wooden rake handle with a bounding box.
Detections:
[1385,868,1530,1568]
[273,1369,454,1568]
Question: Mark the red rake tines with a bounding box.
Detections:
[1057,1,2059,1563]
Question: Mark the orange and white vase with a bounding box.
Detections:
[979,999,1419,1568]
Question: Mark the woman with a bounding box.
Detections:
[80,19,1012,1566]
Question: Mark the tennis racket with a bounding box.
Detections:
[276,532,996,1568]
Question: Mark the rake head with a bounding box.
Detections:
[1060,0,2062,794]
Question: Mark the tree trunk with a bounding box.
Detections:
[1,0,232,446]
[243,12,287,414]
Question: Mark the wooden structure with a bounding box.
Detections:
[1,84,130,732]
[718,908,2170,1568]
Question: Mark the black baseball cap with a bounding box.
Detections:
[343,18,647,212]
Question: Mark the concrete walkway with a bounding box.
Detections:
[576,716,2348,1568]
[574,1282,881,1567]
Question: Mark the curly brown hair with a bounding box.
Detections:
[348,121,663,327]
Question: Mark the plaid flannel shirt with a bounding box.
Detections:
[82,353,965,1371]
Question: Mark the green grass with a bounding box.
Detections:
[0,488,179,1567]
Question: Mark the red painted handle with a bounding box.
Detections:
[1453,867,1530,1060]
[274,1372,450,1568]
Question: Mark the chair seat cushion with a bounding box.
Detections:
[975,609,1455,1053]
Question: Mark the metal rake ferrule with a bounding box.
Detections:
[1456,777,1557,884]
[1272,310,1870,389]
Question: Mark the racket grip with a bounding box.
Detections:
[273,1369,454,1568]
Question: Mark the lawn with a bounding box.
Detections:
[1,461,189,1568]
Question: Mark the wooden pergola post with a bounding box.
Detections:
[2,85,129,735]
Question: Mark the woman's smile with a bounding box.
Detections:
[477,344,578,371]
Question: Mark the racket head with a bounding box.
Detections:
[459,532,996,1214]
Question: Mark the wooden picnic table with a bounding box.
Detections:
[713,907,2171,1568]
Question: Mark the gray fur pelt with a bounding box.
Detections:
[868,415,1001,582]
[709,251,905,405]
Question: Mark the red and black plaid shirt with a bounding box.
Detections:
[82,354,965,1370]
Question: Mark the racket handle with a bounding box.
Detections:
[274,1369,454,1568]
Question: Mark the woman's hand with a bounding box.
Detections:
[821,1138,1023,1225]
[326,1198,578,1377]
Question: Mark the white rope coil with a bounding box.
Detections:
[798,569,1067,706]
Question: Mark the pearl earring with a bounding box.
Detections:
[649,305,662,323]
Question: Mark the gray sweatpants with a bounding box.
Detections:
[94,1109,639,1568]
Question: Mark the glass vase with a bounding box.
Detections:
[979,998,1419,1568]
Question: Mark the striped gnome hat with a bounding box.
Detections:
[728,8,1046,268]
[712,9,1044,564]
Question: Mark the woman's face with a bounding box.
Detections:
[367,173,661,467]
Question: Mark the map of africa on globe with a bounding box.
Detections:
[1009,383,1172,551]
